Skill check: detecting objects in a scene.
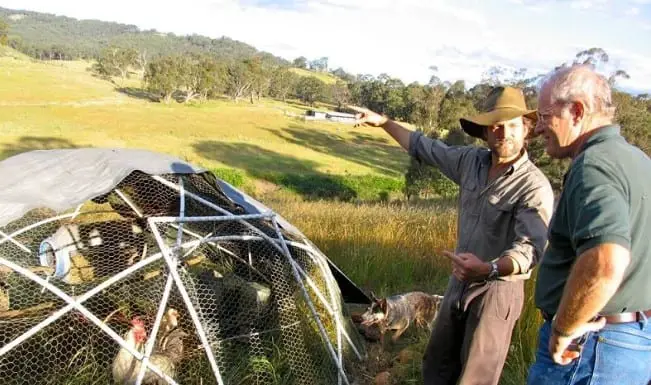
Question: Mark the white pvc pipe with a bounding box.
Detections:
[151,177,363,361]
[115,188,144,218]
[150,213,275,223]
[271,218,351,385]
[0,213,77,247]
[148,218,225,385]
[291,254,362,361]
[0,258,180,385]
[135,272,175,385]
[0,252,163,356]
[175,178,186,251]
[150,176,356,379]
[0,229,31,253]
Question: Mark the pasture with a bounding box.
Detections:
[0,49,542,384]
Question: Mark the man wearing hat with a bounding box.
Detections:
[350,86,555,385]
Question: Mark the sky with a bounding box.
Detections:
[2,0,651,94]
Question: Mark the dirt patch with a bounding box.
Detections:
[347,308,429,385]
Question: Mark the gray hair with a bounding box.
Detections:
[540,64,615,119]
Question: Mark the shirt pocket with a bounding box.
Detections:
[460,180,479,214]
[482,194,516,237]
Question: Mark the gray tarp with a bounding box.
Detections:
[0,148,299,234]
[0,147,369,304]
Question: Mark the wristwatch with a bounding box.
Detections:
[487,261,499,280]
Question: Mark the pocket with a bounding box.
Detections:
[482,195,515,236]
[482,281,515,321]
[598,326,651,351]
[494,281,514,321]
[593,326,651,384]
[460,181,478,210]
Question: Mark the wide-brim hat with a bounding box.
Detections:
[460,86,538,140]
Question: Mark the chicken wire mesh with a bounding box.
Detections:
[0,168,366,385]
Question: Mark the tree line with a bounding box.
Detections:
[1,9,649,199]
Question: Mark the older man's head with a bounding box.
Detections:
[534,64,616,159]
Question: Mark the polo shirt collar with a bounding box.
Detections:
[578,124,621,154]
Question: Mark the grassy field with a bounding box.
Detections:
[0,48,542,384]
[290,67,340,84]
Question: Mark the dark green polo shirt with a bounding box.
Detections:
[535,124,651,316]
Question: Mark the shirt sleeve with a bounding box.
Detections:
[408,130,474,185]
[567,163,631,256]
[502,178,555,274]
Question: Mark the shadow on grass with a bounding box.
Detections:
[260,124,408,178]
[193,140,358,201]
[0,136,82,161]
[115,87,160,102]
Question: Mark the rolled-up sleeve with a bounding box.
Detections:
[503,178,555,274]
[408,131,473,185]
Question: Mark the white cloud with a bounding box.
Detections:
[569,0,608,10]
[1,0,650,93]
[625,7,640,15]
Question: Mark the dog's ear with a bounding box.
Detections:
[378,298,387,313]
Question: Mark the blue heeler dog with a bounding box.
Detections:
[360,291,444,346]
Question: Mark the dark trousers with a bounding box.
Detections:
[422,278,524,385]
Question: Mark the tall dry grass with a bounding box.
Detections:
[269,197,543,385]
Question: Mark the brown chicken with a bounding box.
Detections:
[112,309,188,384]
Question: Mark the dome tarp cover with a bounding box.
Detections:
[0,148,367,385]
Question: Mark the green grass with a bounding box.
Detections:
[0,50,410,201]
[0,48,542,384]
[289,68,339,85]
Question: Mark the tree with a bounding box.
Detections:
[246,55,274,103]
[0,17,8,46]
[269,66,298,102]
[179,55,224,103]
[292,56,307,69]
[224,59,253,103]
[330,67,355,83]
[92,46,139,85]
[309,57,328,72]
[330,81,351,109]
[144,55,185,103]
[295,76,326,106]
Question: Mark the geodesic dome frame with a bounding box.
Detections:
[0,148,367,385]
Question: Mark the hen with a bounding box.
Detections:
[112,309,188,385]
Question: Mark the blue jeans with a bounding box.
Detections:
[527,315,651,385]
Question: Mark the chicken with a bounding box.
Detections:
[112,309,188,385]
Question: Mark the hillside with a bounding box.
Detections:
[290,68,339,85]
[0,47,409,201]
[0,6,288,65]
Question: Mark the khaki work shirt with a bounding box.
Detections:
[409,131,555,307]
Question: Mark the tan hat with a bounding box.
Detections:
[460,86,538,140]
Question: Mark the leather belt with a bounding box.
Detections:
[541,309,651,324]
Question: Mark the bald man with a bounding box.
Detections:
[527,64,651,385]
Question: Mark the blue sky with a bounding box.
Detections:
[2,0,650,94]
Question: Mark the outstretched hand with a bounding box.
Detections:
[346,105,389,128]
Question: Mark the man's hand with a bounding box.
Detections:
[549,317,606,365]
[347,105,389,128]
[442,251,491,282]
